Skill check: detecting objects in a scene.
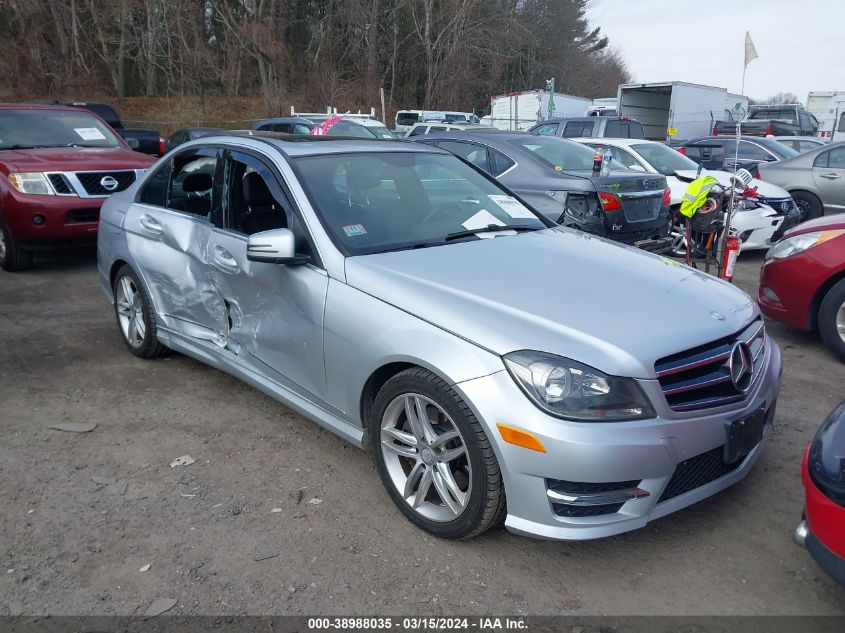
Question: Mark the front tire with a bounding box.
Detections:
[112,265,168,358]
[0,218,34,272]
[819,278,845,362]
[792,191,823,222]
[370,367,506,539]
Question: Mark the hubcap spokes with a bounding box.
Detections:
[380,393,471,521]
[836,302,845,344]
[0,230,6,259]
[116,276,144,347]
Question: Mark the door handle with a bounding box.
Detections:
[213,245,239,270]
[139,214,163,235]
[820,172,841,180]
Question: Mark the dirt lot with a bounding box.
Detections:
[1,248,843,617]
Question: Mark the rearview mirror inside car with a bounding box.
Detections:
[246,228,309,265]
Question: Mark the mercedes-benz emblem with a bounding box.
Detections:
[711,311,726,321]
[728,342,753,393]
[100,175,119,191]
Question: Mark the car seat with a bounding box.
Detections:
[241,171,286,235]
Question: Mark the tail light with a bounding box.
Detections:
[765,125,773,136]
[662,187,671,206]
[711,124,717,135]
[158,137,166,155]
[677,147,687,155]
[598,191,622,212]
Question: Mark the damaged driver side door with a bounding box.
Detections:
[204,149,330,403]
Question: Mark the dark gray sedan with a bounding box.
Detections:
[411,131,671,250]
[757,141,845,219]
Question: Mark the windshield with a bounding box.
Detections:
[293,151,548,255]
[0,109,123,149]
[631,143,699,175]
[364,123,396,139]
[511,137,626,172]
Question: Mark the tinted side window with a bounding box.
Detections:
[604,120,621,137]
[407,126,426,136]
[562,121,594,137]
[429,126,447,132]
[608,147,640,169]
[489,149,515,176]
[813,151,829,168]
[439,141,491,173]
[532,123,559,136]
[737,141,772,161]
[828,147,845,168]
[628,121,645,139]
[138,161,171,207]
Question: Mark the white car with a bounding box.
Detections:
[571,138,800,255]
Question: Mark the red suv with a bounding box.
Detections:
[0,104,155,271]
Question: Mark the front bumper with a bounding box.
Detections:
[2,188,103,247]
[796,520,845,587]
[455,337,782,541]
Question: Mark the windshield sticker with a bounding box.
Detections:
[461,209,515,238]
[74,127,107,141]
[342,223,367,237]
[487,195,535,219]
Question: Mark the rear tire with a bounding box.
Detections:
[0,219,34,272]
[818,278,845,363]
[792,191,823,222]
[370,367,506,539]
[112,265,168,358]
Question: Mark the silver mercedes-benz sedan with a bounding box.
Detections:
[97,134,782,541]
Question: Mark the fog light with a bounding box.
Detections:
[32,214,46,225]
[762,286,781,303]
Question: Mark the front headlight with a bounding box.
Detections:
[8,172,55,195]
[808,401,845,506]
[504,351,655,421]
[765,230,845,260]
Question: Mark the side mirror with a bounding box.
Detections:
[246,228,309,265]
[126,137,140,150]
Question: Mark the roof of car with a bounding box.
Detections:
[254,117,315,126]
[201,132,443,157]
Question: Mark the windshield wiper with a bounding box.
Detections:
[444,224,538,242]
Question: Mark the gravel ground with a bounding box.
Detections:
[0,247,843,617]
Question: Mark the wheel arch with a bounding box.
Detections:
[109,258,131,289]
[788,188,824,212]
[809,269,845,331]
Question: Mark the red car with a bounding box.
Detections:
[758,214,845,361]
[795,401,845,587]
[0,104,155,271]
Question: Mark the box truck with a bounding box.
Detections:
[617,82,730,142]
[489,90,591,131]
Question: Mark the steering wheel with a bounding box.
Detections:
[420,202,465,224]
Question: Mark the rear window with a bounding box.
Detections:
[396,112,419,126]
[0,109,124,150]
[562,121,595,137]
[512,136,622,171]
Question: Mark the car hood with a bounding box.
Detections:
[345,228,756,379]
[0,147,155,173]
[785,214,845,238]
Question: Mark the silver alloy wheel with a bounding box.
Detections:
[669,221,687,257]
[380,393,472,522]
[0,227,6,260]
[115,275,146,348]
[837,301,845,344]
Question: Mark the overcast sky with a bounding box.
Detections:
[586,0,845,102]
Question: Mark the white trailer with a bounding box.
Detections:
[806,91,845,138]
[489,89,591,131]
[586,97,618,116]
[617,82,730,142]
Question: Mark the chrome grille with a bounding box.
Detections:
[655,318,766,412]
